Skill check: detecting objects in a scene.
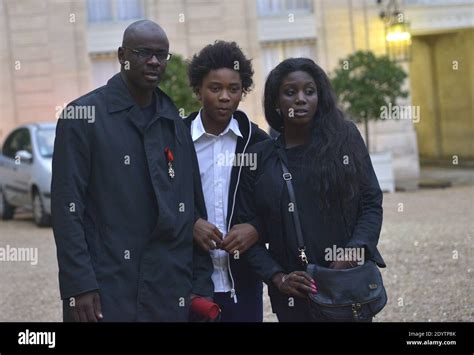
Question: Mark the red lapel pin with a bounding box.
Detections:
[164,147,175,179]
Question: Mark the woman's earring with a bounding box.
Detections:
[276,108,281,115]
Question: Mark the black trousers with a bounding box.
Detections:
[214,283,263,322]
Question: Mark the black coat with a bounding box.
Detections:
[183,110,270,299]
[51,73,213,321]
[236,122,386,313]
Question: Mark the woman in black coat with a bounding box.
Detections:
[236,58,386,322]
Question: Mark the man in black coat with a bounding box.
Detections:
[51,20,213,322]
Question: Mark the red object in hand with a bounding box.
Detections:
[164,147,174,162]
[190,297,221,321]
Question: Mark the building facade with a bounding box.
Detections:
[1,0,473,188]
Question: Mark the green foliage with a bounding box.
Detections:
[331,50,408,123]
[160,54,200,116]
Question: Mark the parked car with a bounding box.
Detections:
[0,123,55,226]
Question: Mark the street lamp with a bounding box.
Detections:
[385,18,412,62]
[378,0,412,62]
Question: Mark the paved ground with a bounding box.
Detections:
[0,183,472,322]
[419,166,474,187]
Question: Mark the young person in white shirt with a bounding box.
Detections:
[184,41,269,322]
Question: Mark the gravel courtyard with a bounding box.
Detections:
[0,184,472,322]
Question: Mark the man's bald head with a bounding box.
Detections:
[122,20,168,47]
[118,19,170,93]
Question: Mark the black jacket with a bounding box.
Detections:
[183,110,270,300]
[236,122,386,310]
[51,73,213,321]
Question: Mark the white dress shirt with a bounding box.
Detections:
[191,110,242,293]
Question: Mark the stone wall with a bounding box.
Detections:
[0,0,91,140]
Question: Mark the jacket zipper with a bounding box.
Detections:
[227,255,237,303]
[226,116,252,304]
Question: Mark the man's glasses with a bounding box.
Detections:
[122,47,172,62]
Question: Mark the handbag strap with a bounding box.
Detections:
[275,140,355,268]
[276,147,309,266]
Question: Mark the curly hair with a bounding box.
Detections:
[264,58,368,212]
[187,40,254,95]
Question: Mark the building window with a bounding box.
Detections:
[404,0,473,5]
[2,128,32,159]
[90,54,120,88]
[261,40,316,75]
[257,0,313,17]
[87,0,143,23]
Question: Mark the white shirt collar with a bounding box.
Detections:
[191,109,242,142]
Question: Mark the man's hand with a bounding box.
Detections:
[193,218,223,252]
[71,290,103,322]
[271,271,317,299]
[329,260,356,269]
[219,223,258,256]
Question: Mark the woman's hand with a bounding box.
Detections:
[271,271,317,298]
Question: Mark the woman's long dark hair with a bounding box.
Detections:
[264,58,367,213]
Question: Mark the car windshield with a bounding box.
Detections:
[36,128,55,158]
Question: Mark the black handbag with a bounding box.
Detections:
[277,149,387,322]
